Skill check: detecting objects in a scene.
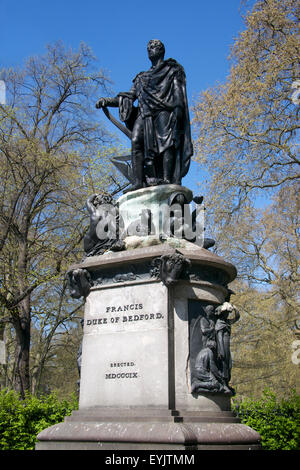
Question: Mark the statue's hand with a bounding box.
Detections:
[86,193,98,213]
[87,193,98,204]
[95,98,107,109]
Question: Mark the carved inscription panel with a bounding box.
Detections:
[79,283,169,408]
[84,283,167,334]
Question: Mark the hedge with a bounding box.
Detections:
[0,389,78,450]
[0,388,299,450]
[232,390,300,450]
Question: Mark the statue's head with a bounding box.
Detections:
[206,340,217,351]
[147,39,165,61]
[204,304,215,318]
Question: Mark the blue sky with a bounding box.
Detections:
[1,0,253,193]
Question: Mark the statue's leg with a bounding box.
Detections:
[154,111,176,184]
[131,116,144,190]
[144,117,158,186]
[162,146,175,184]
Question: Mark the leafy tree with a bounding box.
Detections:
[0,42,123,397]
[30,319,83,398]
[192,0,300,396]
[232,390,300,450]
[193,0,299,215]
[230,282,299,398]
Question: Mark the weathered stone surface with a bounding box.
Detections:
[36,243,261,450]
[36,408,261,450]
[69,244,237,284]
[79,282,169,409]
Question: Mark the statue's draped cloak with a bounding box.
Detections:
[118,58,193,180]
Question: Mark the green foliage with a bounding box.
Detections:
[0,389,78,450]
[232,390,300,450]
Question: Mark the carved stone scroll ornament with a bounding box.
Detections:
[150,253,191,286]
[67,268,93,299]
[113,272,138,283]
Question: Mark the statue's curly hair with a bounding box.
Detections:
[94,193,113,206]
[147,39,165,56]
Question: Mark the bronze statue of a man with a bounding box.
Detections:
[96,39,193,191]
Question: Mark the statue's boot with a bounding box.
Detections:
[129,152,143,191]
[145,159,158,186]
[163,151,174,184]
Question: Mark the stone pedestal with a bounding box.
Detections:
[36,242,261,450]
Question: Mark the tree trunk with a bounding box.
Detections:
[12,296,31,398]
